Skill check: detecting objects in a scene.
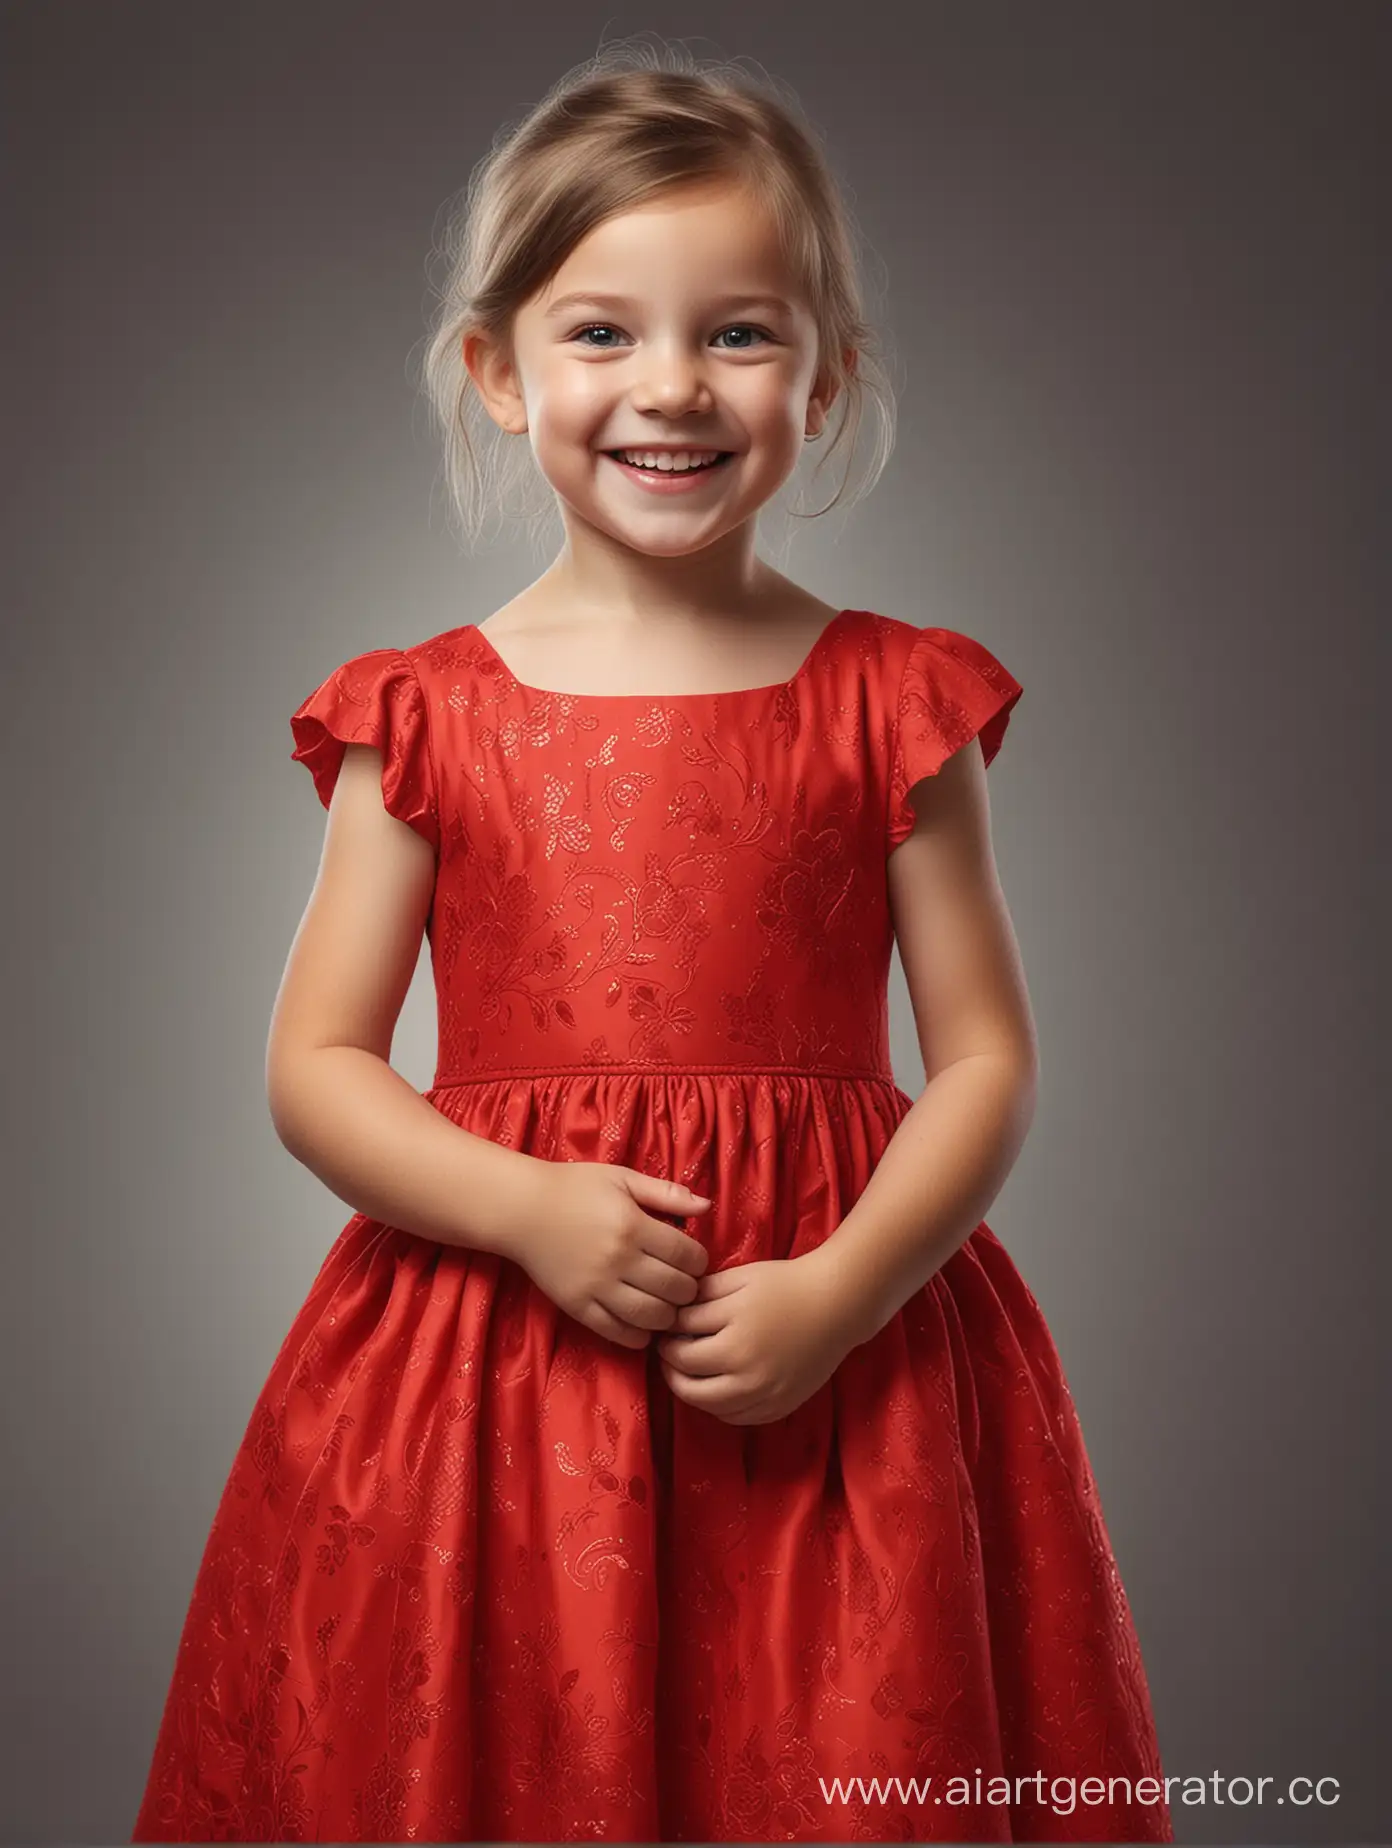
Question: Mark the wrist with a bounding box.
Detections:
[798,1242,886,1351]
[465,1144,551,1264]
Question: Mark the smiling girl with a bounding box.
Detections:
[131,37,1172,1845]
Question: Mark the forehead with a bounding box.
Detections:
[532,182,800,314]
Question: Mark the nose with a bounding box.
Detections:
[630,340,714,417]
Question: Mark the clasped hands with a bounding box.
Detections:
[511,1159,866,1426]
[657,1250,858,1426]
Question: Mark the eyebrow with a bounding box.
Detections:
[542,291,796,320]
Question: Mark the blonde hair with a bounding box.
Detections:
[417,32,898,555]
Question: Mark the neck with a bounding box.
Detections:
[541,517,783,627]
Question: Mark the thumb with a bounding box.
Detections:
[621,1169,712,1211]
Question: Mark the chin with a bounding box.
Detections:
[561,499,730,556]
[611,527,730,559]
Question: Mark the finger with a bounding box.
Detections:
[640,1218,711,1278]
[658,1335,728,1377]
[660,1337,742,1380]
[622,1170,713,1221]
[624,1251,703,1307]
[665,1296,729,1336]
[608,1279,683,1332]
[661,1363,754,1417]
[687,1264,744,1297]
[590,1304,651,1349]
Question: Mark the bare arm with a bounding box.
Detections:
[810,735,1039,1345]
[267,743,545,1260]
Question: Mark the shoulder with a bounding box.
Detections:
[842,611,1022,729]
[395,623,475,682]
[851,611,1017,693]
[851,614,1023,851]
[289,634,452,843]
[292,624,488,707]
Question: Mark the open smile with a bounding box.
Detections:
[602,451,736,493]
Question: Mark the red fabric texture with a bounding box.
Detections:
[131,608,1170,1842]
[288,645,440,850]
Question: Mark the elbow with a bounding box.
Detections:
[266,1045,328,1156]
[934,1039,1038,1095]
[267,1074,305,1158]
[1016,1057,1040,1134]
[268,1093,301,1158]
[1006,1050,1041,1155]
[1008,1018,1041,1111]
[977,1043,1039,1138]
[266,1039,384,1155]
[1000,1035,1040,1108]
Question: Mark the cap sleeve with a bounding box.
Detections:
[887,626,1023,851]
[289,647,439,850]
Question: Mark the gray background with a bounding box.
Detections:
[4,2,1386,1842]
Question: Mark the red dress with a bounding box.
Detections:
[131,607,1172,1843]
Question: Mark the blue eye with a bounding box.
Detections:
[712,325,771,349]
[570,323,772,349]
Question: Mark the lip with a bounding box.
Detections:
[603,451,736,494]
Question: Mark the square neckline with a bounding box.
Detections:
[467,607,855,702]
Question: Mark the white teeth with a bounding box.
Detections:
[616,450,722,472]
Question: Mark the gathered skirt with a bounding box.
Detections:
[131,1069,1173,1842]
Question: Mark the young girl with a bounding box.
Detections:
[131,41,1173,1846]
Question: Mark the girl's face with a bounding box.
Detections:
[471,178,837,557]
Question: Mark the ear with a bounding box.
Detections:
[462,327,528,435]
[807,344,856,434]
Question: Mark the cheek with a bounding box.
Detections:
[742,415,804,477]
[736,376,805,445]
[535,368,610,435]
